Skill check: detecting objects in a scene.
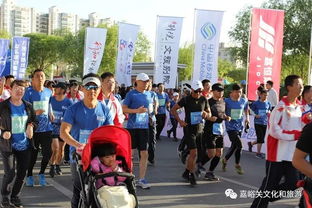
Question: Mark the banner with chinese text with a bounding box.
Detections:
[154,16,183,88]
[115,23,140,86]
[0,39,10,77]
[11,37,30,80]
[247,8,284,100]
[83,27,107,75]
[192,9,223,84]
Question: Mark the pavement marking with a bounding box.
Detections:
[217,175,258,190]
[46,178,72,199]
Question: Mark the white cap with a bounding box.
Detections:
[82,76,101,87]
[191,80,203,90]
[173,92,179,97]
[136,73,149,81]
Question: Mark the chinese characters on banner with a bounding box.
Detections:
[154,16,183,88]
[247,8,284,101]
[0,39,10,77]
[11,37,30,80]
[115,23,140,87]
[192,9,223,84]
[83,27,107,75]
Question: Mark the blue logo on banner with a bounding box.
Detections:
[201,23,216,40]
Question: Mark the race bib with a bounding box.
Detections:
[11,115,28,134]
[53,110,63,123]
[33,100,49,115]
[79,129,92,144]
[135,112,148,126]
[231,109,243,120]
[190,112,203,125]
[158,99,165,106]
[212,123,224,135]
[258,109,267,116]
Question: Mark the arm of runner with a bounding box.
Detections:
[292,148,312,178]
[171,103,187,127]
[0,77,4,96]
[122,105,147,114]
[60,121,81,148]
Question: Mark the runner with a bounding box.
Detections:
[202,79,211,99]
[122,73,153,189]
[301,85,312,125]
[266,80,278,110]
[0,80,36,208]
[171,80,211,186]
[66,81,83,104]
[155,83,170,141]
[251,75,304,208]
[60,73,113,208]
[49,82,73,177]
[167,92,179,142]
[0,75,15,102]
[24,69,54,187]
[221,83,249,175]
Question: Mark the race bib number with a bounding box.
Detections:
[231,109,243,120]
[158,99,165,106]
[33,101,49,115]
[212,123,224,135]
[190,112,202,125]
[11,115,28,134]
[79,129,92,144]
[136,112,148,126]
[258,109,267,116]
[53,110,63,123]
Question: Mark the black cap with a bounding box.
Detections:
[54,82,67,90]
[212,83,224,91]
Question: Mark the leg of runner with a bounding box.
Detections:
[55,140,66,175]
[38,132,52,186]
[49,137,59,178]
[148,122,156,165]
[26,133,41,186]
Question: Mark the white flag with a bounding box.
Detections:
[154,16,183,88]
[192,9,224,83]
[115,22,140,87]
[83,27,107,75]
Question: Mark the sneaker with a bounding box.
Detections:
[248,141,253,152]
[221,158,227,172]
[197,164,206,173]
[189,173,197,186]
[25,176,34,187]
[204,171,219,181]
[38,174,47,186]
[63,160,69,165]
[10,196,23,208]
[167,130,171,138]
[49,165,55,178]
[195,169,201,178]
[235,165,244,175]
[137,179,151,189]
[1,197,14,208]
[255,153,263,159]
[182,170,189,181]
[55,165,62,175]
[148,160,155,166]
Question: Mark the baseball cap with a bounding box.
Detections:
[173,92,179,97]
[82,76,101,87]
[211,83,224,91]
[54,82,67,90]
[136,73,149,81]
[191,80,203,90]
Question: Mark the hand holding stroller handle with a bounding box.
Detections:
[94,172,135,180]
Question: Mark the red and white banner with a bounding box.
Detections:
[247,8,284,101]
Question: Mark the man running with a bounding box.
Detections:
[156,83,170,141]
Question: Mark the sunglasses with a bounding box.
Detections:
[194,90,202,93]
[84,85,99,91]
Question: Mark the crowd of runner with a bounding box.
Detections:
[0,71,312,208]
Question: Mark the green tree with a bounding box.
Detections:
[178,43,193,81]
[0,30,10,39]
[133,32,151,62]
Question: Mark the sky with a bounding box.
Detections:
[13,0,263,47]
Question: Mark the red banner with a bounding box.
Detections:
[247,8,284,101]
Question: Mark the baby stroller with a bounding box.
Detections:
[75,126,138,208]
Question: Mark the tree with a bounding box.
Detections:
[0,30,10,39]
[178,43,193,81]
[133,32,151,62]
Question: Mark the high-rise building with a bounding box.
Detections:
[48,6,79,34]
[88,12,111,27]
[0,0,15,33]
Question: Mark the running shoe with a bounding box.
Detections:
[221,158,227,172]
[182,170,189,181]
[39,174,47,186]
[55,165,62,175]
[197,164,206,173]
[25,176,34,187]
[167,130,171,138]
[189,173,197,186]
[49,165,55,178]
[255,153,263,159]
[1,197,14,208]
[63,160,69,165]
[10,196,23,208]
[204,171,219,181]
[248,142,253,152]
[235,165,244,175]
[137,179,151,189]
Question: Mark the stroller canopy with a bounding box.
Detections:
[82,126,132,172]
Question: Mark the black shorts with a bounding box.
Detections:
[184,124,203,150]
[127,129,149,151]
[206,134,224,149]
[51,135,64,142]
[254,124,267,144]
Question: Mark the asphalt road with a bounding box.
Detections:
[0,136,301,208]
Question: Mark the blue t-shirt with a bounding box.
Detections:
[62,101,113,158]
[123,89,152,129]
[157,92,169,115]
[10,103,29,151]
[23,87,52,132]
[169,100,177,118]
[225,97,248,131]
[250,100,271,125]
[50,97,73,136]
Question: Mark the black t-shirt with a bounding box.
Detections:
[177,95,209,125]
[205,97,226,129]
[296,122,312,163]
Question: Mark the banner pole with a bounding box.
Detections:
[308,26,312,85]
[153,16,159,84]
[191,9,197,81]
[245,9,253,97]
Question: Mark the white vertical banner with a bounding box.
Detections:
[192,9,224,83]
[83,27,107,75]
[115,22,140,87]
[154,16,183,88]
